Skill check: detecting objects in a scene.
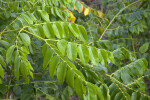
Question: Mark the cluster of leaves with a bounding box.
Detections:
[0,0,150,100]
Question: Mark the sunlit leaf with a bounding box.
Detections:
[57,39,67,55]
[84,7,90,16]
[57,62,67,83]
[20,33,31,46]
[67,42,77,61]
[78,44,89,65]
[38,10,50,22]
[49,55,60,78]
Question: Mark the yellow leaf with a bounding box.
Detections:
[67,11,76,23]
[62,8,76,23]
[97,10,105,17]
[84,7,90,16]
[80,1,84,4]
[104,18,109,22]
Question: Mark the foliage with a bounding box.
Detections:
[0,0,150,100]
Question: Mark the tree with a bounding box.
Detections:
[0,0,149,99]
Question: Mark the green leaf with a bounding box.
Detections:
[0,55,6,68]
[13,86,22,96]
[20,61,29,83]
[43,22,55,38]
[0,79,2,84]
[54,8,63,20]
[78,44,89,65]
[78,25,88,42]
[69,23,79,38]
[47,43,85,81]
[96,86,104,100]
[114,92,122,100]
[64,10,70,18]
[24,61,34,78]
[51,7,56,17]
[75,1,82,13]
[120,48,136,62]
[83,94,90,100]
[37,25,45,38]
[17,16,28,27]
[29,45,34,54]
[51,0,58,6]
[74,69,85,80]
[96,40,111,50]
[74,77,86,99]
[49,55,60,78]
[14,56,20,80]
[109,83,117,94]
[57,62,67,83]
[66,0,71,3]
[87,83,97,100]
[0,40,10,48]
[22,13,33,24]
[38,10,50,22]
[42,44,48,57]
[6,45,15,64]
[139,42,149,53]
[66,69,74,88]
[108,52,115,64]
[131,92,138,100]
[62,22,69,39]
[67,42,77,61]
[89,47,99,66]
[98,49,108,67]
[113,58,148,85]
[21,46,30,54]
[27,12,37,22]
[13,20,23,29]
[20,33,31,46]
[93,64,108,73]
[53,22,63,39]
[43,46,53,69]
[57,39,67,55]
[121,69,132,84]
[140,96,149,100]
[46,0,52,6]
[0,64,4,79]
[113,82,130,100]
[28,26,44,40]
[100,84,110,100]
[111,89,119,100]
[0,84,7,94]
[0,47,6,56]
[20,50,28,61]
